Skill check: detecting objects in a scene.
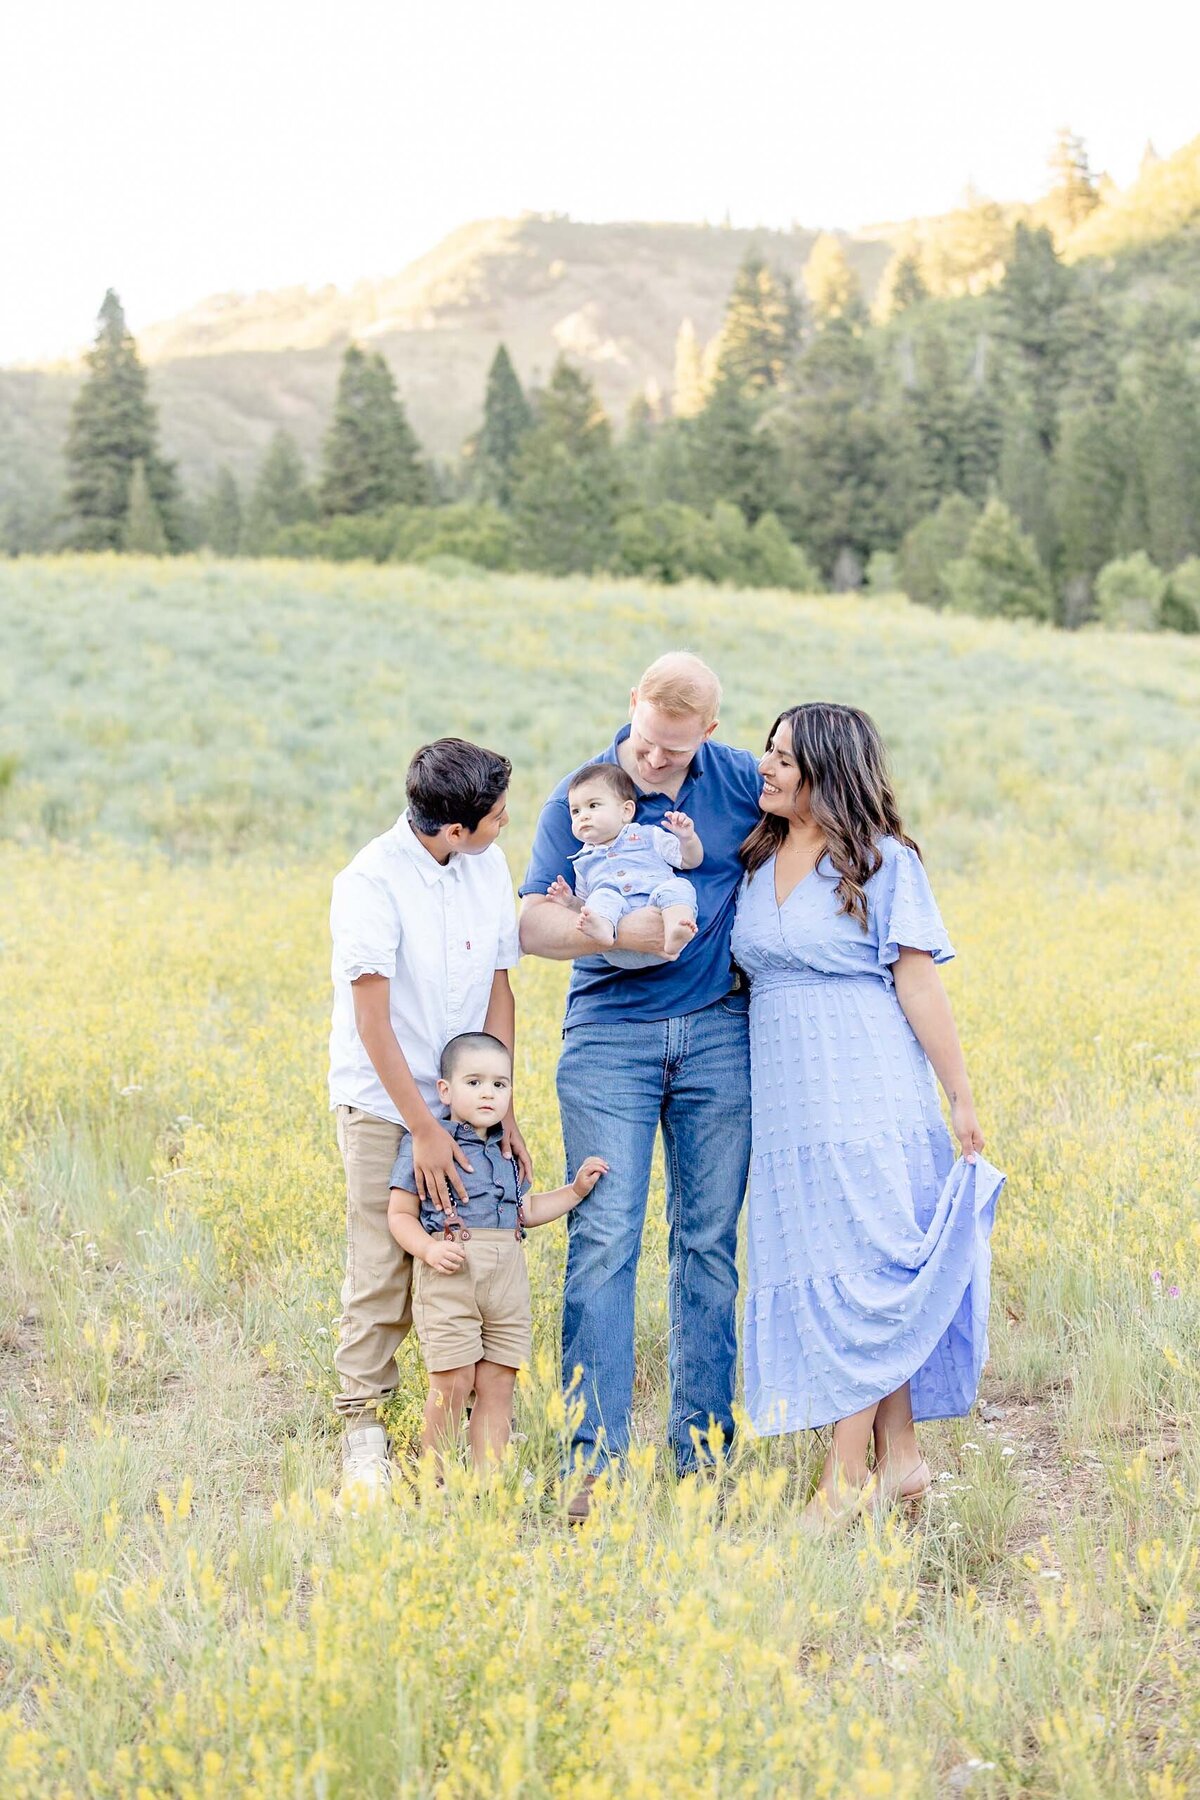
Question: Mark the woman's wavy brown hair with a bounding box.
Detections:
[740,703,920,930]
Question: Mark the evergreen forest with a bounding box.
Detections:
[10,130,1200,633]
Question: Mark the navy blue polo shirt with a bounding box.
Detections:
[520,724,763,1028]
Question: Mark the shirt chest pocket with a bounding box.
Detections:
[441,913,500,994]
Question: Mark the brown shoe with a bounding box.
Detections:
[567,1472,598,1525]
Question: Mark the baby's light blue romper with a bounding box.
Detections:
[571,822,697,960]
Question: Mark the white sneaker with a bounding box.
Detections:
[340,1423,392,1503]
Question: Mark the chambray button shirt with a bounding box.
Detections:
[389,1116,531,1235]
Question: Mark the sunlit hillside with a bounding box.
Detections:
[3,130,1197,531]
[0,218,891,510]
[1,558,1197,1795]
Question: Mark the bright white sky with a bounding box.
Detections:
[3,0,1198,365]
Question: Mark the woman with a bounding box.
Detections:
[730,703,1002,1526]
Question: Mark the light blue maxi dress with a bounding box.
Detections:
[729,836,1003,1435]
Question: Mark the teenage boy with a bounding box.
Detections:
[329,737,526,1497]
[519,652,762,1516]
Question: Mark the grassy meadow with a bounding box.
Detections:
[0,555,1198,1799]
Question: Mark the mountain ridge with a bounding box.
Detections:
[2,133,1197,544]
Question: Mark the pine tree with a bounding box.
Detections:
[202,465,243,554]
[672,318,708,418]
[921,188,1010,297]
[1056,280,1121,410]
[876,248,928,320]
[122,460,169,554]
[472,344,532,509]
[1136,317,1200,569]
[688,370,783,523]
[242,432,317,553]
[319,345,429,516]
[905,328,965,510]
[713,255,803,392]
[512,358,625,573]
[1053,405,1125,586]
[803,234,863,324]
[956,365,1004,503]
[996,225,1075,454]
[999,400,1058,571]
[618,392,662,500]
[1047,128,1100,238]
[943,497,1054,621]
[772,319,908,575]
[636,416,705,512]
[899,494,979,609]
[65,290,180,550]
[1112,388,1149,557]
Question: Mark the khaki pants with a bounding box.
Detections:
[333,1104,410,1421]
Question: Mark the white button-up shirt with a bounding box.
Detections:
[328,810,520,1125]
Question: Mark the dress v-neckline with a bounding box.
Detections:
[772,850,823,911]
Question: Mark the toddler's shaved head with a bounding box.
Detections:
[439,1032,512,1082]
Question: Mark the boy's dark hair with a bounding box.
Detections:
[406,738,511,835]
[440,1032,513,1082]
[568,762,638,805]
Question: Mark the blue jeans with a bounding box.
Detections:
[557,992,751,1476]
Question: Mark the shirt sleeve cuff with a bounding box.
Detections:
[334,952,397,983]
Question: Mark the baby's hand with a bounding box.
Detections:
[423,1237,467,1274]
[571,1156,610,1199]
[546,875,582,910]
[663,811,695,840]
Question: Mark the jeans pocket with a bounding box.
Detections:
[716,992,750,1018]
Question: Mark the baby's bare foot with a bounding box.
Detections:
[578,908,617,946]
[661,914,698,957]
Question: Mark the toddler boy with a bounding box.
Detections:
[546,762,703,962]
[387,1031,607,1470]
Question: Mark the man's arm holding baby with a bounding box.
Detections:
[522,1156,609,1226]
[521,787,672,961]
[387,1186,467,1273]
[520,893,670,960]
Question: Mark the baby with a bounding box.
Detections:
[387,1031,607,1471]
[547,762,703,962]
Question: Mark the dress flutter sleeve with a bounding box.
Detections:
[871,843,955,973]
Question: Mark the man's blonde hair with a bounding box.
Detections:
[636,652,722,726]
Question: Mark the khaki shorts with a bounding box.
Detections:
[412,1231,531,1373]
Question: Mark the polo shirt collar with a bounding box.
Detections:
[391,810,463,884]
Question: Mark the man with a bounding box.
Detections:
[520,651,762,1509]
[329,737,528,1497]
